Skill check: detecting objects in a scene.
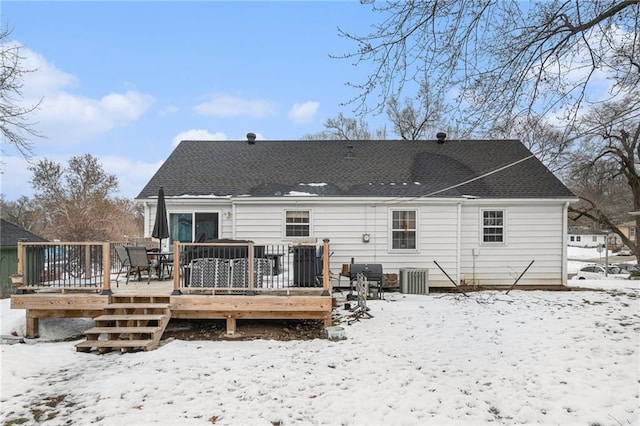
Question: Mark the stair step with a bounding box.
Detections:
[111,297,170,303]
[105,303,170,309]
[85,326,162,335]
[75,339,155,349]
[94,314,167,322]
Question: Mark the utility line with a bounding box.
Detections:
[380,152,537,206]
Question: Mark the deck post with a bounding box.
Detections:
[226,316,236,336]
[25,311,39,338]
[324,313,332,328]
[101,242,112,295]
[172,241,182,295]
[246,243,256,295]
[16,241,24,276]
[321,239,330,296]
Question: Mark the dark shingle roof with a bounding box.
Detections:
[136,139,575,199]
[568,228,610,235]
[0,219,48,246]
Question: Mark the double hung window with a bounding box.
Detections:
[285,210,310,238]
[482,210,505,243]
[391,210,417,250]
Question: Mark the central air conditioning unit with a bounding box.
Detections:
[399,268,429,294]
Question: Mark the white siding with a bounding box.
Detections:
[460,202,565,286]
[233,201,460,286]
[143,197,568,287]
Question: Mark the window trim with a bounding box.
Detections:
[480,208,506,245]
[283,209,312,239]
[388,208,419,252]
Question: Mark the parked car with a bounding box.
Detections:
[612,263,640,273]
[575,264,630,280]
[618,247,633,256]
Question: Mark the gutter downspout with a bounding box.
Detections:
[456,202,461,286]
[562,201,569,285]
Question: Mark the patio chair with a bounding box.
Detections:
[125,246,152,284]
[114,245,131,287]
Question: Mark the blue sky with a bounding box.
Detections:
[1,1,385,201]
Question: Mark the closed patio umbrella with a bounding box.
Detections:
[152,186,169,250]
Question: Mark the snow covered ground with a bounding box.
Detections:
[1,248,638,425]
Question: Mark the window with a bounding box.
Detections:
[576,236,581,242]
[570,236,575,242]
[592,236,598,242]
[630,227,636,239]
[169,212,219,243]
[482,210,504,243]
[391,210,417,250]
[285,210,310,237]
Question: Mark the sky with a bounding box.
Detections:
[1,247,639,425]
[0,1,386,202]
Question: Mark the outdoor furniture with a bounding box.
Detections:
[147,250,173,280]
[114,245,131,287]
[125,246,152,284]
[189,258,230,287]
[188,257,269,288]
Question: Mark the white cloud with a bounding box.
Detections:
[99,156,163,199]
[288,101,319,124]
[15,44,154,145]
[172,129,227,148]
[194,95,276,118]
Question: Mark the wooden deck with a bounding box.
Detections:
[11,278,333,339]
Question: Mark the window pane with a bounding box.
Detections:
[391,210,416,249]
[195,213,218,241]
[170,213,193,243]
[482,210,504,243]
[285,210,310,237]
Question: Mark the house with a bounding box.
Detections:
[617,221,637,248]
[136,137,577,288]
[567,228,609,248]
[0,219,48,297]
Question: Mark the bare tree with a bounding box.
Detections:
[302,112,387,140]
[0,195,45,235]
[492,115,573,176]
[567,96,640,260]
[29,154,120,241]
[0,29,41,158]
[386,80,447,140]
[336,1,640,133]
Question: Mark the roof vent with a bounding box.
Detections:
[436,132,446,144]
[346,144,354,159]
[246,132,257,144]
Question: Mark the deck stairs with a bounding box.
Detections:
[76,295,171,354]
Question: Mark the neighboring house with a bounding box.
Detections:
[617,221,637,248]
[567,229,609,248]
[136,138,577,287]
[0,219,48,296]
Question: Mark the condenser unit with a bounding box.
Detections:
[399,268,429,294]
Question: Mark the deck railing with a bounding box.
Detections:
[15,242,111,292]
[13,239,332,296]
[172,239,331,295]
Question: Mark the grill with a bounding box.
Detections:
[349,264,384,298]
